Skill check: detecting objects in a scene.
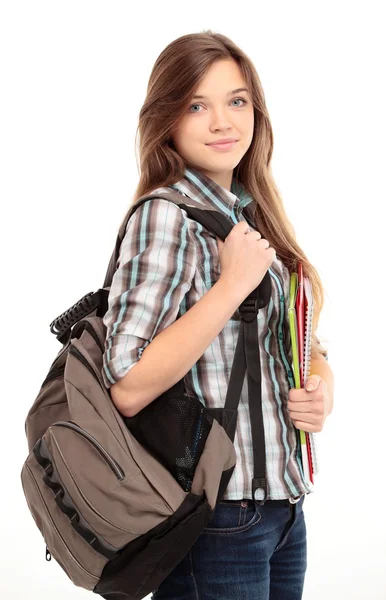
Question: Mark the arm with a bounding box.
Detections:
[113,277,244,417]
[102,198,196,408]
[309,354,334,415]
[102,198,246,418]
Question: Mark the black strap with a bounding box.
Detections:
[222,285,271,504]
[102,194,238,289]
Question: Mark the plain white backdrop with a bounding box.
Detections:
[1,1,385,598]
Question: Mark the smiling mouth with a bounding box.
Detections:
[206,140,238,150]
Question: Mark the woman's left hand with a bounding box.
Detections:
[287,375,329,433]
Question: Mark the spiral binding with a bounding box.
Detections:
[304,282,320,476]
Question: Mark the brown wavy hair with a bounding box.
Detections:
[127,30,328,359]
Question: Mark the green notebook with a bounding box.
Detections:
[288,272,301,388]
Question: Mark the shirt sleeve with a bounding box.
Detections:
[102,198,197,388]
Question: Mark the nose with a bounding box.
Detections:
[209,107,233,132]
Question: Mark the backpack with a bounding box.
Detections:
[20,189,272,599]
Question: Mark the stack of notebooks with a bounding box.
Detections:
[288,262,319,488]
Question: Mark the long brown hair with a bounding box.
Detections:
[127,30,328,358]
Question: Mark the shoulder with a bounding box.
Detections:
[119,188,197,266]
[125,188,190,233]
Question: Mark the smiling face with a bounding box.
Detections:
[171,58,255,191]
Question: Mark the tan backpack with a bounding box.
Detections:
[20,190,271,599]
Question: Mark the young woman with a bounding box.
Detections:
[102,30,334,600]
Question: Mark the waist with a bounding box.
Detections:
[220,494,304,506]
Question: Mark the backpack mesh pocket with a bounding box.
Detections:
[123,382,214,492]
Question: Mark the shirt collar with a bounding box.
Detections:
[169,165,254,220]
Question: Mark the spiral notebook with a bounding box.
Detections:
[288,262,319,488]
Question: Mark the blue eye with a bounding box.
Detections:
[231,98,247,107]
[188,98,248,113]
[189,104,202,113]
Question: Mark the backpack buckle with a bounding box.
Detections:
[239,297,258,322]
[252,476,267,505]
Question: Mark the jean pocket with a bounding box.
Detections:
[274,504,296,551]
[203,502,261,535]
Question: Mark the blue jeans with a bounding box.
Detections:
[152,494,307,599]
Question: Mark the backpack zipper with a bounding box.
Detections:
[53,421,125,481]
[72,321,104,353]
[42,366,65,387]
[68,344,104,387]
[41,338,72,388]
[42,331,104,389]
[25,464,99,580]
[87,324,104,353]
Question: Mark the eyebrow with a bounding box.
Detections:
[191,87,249,100]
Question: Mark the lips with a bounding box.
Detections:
[207,140,238,151]
[207,138,238,146]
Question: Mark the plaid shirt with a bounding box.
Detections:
[102,166,319,500]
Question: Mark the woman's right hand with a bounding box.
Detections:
[216,221,276,298]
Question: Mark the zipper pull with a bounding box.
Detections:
[46,546,52,561]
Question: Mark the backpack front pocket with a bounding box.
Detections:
[42,421,173,541]
[21,462,102,590]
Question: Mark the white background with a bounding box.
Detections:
[1,1,385,598]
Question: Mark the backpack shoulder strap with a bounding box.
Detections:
[49,189,270,345]
[102,190,237,289]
